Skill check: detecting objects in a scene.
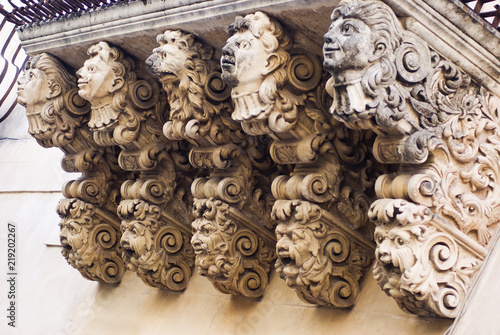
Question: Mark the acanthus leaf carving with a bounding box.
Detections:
[58,198,125,284]
[148,29,277,297]
[221,11,381,307]
[323,0,500,317]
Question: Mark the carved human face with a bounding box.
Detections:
[374,223,423,276]
[323,17,374,75]
[121,220,154,259]
[275,222,319,286]
[221,29,269,92]
[191,218,227,275]
[146,33,192,79]
[76,56,117,105]
[17,67,52,109]
[60,218,90,255]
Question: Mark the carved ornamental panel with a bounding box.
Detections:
[16,0,500,318]
[323,0,500,317]
[220,11,380,307]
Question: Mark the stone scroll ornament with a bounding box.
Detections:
[221,12,381,307]
[17,53,125,284]
[323,0,500,317]
[78,42,196,290]
[146,30,277,297]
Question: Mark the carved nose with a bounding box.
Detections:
[377,241,392,263]
[324,30,334,44]
[276,237,290,253]
[76,67,85,79]
[60,233,69,247]
[222,44,234,57]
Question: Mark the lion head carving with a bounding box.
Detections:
[146,30,234,144]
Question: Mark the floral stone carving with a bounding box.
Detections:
[18,53,125,284]
[147,30,276,297]
[78,41,195,290]
[323,0,500,317]
[221,11,380,307]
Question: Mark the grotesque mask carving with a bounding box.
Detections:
[119,199,194,291]
[58,198,124,284]
[371,199,480,318]
[274,200,373,308]
[191,198,275,298]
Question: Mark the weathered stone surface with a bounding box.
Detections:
[220,11,379,307]
[323,0,500,318]
[147,29,276,298]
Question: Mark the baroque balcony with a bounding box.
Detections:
[2,0,500,331]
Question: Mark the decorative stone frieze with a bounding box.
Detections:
[17,53,126,284]
[147,30,276,298]
[323,0,500,317]
[221,11,380,307]
[78,41,196,290]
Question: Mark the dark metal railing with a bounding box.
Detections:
[461,0,500,30]
[0,0,129,25]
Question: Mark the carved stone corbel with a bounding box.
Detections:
[221,12,380,307]
[147,30,276,298]
[17,53,126,284]
[78,41,196,290]
[323,0,500,317]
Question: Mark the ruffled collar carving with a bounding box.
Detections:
[231,91,272,122]
[89,103,120,130]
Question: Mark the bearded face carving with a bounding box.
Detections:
[191,210,235,279]
[273,200,373,308]
[121,219,155,263]
[275,220,321,287]
[59,211,92,261]
[118,199,193,291]
[370,199,480,318]
[58,198,124,284]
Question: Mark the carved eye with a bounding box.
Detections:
[395,236,404,246]
[239,40,250,49]
[342,24,355,34]
[467,206,477,215]
[178,40,188,50]
[28,72,35,80]
[376,234,384,244]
